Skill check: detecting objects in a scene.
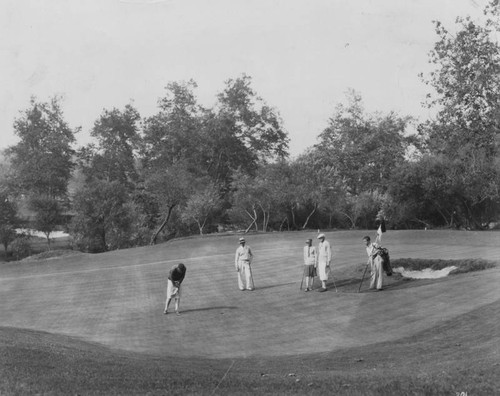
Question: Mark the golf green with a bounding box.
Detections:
[0,230,499,359]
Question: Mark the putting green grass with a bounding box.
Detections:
[1,230,499,394]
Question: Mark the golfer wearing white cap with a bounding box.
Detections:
[317,233,331,291]
[235,237,254,291]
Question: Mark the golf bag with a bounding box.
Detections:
[373,246,392,276]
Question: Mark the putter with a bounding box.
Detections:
[358,263,370,293]
[300,266,305,290]
[248,264,255,289]
[330,271,338,292]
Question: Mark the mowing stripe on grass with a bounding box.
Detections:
[0,247,288,281]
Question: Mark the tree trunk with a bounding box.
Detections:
[290,206,297,230]
[412,218,431,229]
[196,216,209,235]
[244,208,257,233]
[433,202,453,227]
[44,233,52,251]
[100,228,107,252]
[197,221,204,235]
[150,205,175,245]
[261,209,269,232]
[302,203,318,229]
[279,216,288,232]
[339,211,355,229]
[254,208,259,232]
[245,218,256,233]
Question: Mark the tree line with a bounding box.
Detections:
[1,3,499,256]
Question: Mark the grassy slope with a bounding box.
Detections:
[1,300,498,395]
[0,230,499,395]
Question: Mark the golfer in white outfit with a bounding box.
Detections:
[235,237,254,291]
[317,233,331,292]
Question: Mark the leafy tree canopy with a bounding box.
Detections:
[420,1,500,156]
[314,90,413,195]
[79,104,141,188]
[8,96,77,198]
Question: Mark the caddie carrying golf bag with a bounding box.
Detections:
[374,246,392,276]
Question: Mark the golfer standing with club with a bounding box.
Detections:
[317,233,331,292]
[302,238,317,291]
[164,263,186,315]
[235,237,254,291]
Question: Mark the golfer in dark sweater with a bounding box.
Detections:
[164,263,186,315]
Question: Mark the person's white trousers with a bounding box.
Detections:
[237,261,254,290]
[317,260,329,281]
[166,279,181,300]
[370,256,384,290]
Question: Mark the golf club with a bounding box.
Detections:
[248,263,255,289]
[358,262,370,293]
[300,265,306,290]
[330,270,338,292]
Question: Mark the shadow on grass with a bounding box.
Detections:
[315,277,368,293]
[327,275,427,293]
[180,306,238,314]
[356,274,462,292]
[255,281,296,291]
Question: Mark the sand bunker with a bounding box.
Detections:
[393,266,457,279]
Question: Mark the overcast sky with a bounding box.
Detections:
[0,0,487,157]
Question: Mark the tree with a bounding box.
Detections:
[315,90,413,196]
[230,164,289,232]
[8,96,76,198]
[181,183,223,235]
[141,80,205,172]
[79,104,141,189]
[387,155,470,229]
[29,195,62,250]
[200,110,259,183]
[142,161,195,244]
[420,4,500,156]
[70,180,132,252]
[416,2,500,228]
[216,74,289,164]
[0,193,18,252]
[290,154,342,230]
[228,170,260,232]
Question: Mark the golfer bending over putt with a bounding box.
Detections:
[164,263,186,315]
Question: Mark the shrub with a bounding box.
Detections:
[10,236,32,261]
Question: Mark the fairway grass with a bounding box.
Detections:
[1,230,499,394]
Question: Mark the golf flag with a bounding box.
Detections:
[378,219,386,234]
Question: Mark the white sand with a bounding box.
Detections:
[393,266,457,279]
